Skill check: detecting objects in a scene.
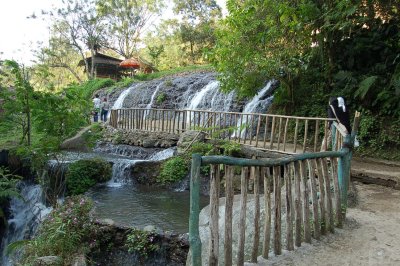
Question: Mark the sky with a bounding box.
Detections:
[0,0,227,65]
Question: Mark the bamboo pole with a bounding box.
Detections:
[314,120,320,152]
[307,159,320,240]
[314,159,326,235]
[300,160,311,243]
[263,116,269,149]
[251,166,260,262]
[208,165,220,266]
[269,117,276,150]
[294,161,302,247]
[237,167,249,266]
[330,157,342,228]
[224,166,234,265]
[282,118,289,151]
[273,165,282,255]
[277,117,283,150]
[262,167,272,259]
[321,158,334,233]
[293,119,299,153]
[285,164,294,251]
[303,120,309,153]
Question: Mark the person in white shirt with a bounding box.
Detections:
[100,97,110,122]
[92,94,101,122]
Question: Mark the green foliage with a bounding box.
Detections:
[18,196,99,265]
[220,141,241,156]
[66,158,111,195]
[125,228,159,259]
[157,156,188,184]
[0,167,21,201]
[82,123,104,148]
[156,92,166,104]
[76,78,115,100]
[133,65,213,81]
[0,60,35,145]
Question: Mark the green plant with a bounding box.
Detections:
[164,79,173,87]
[156,92,166,104]
[66,158,111,195]
[125,228,159,259]
[17,196,98,264]
[220,141,241,156]
[82,123,103,148]
[157,156,188,184]
[0,167,21,221]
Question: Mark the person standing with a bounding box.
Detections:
[321,96,351,151]
[100,97,110,122]
[92,94,101,122]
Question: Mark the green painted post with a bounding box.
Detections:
[189,154,202,266]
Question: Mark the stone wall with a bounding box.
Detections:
[103,127,179,148]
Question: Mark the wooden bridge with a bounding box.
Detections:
[109,108,360,266]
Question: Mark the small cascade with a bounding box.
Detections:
[145,83,163,110]
[107,159,142,188]
[93,142,161,159]
[148,147,176,161]
[232,81,275,138]
[112,84,139,109]
[1,183,52,266]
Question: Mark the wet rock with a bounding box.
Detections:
[33,256,62,266]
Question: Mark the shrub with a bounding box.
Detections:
[125,228,158,259]
[19,196,98,264]
[157,156,188,184]
[66,158,111,195]
[156,92,166,104]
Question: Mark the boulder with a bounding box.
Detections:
[187,192,288,266]
[177,131,206,154]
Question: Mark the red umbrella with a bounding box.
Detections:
[119,58,140,69]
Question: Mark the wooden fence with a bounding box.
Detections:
[109,108,339,153]
[189,133,354,266]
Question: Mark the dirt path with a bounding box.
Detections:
[248,183,400,266]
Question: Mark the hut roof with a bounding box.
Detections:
[78,52,122,67]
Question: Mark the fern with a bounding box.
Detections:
[355,76,378,99]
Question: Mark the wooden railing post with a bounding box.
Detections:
[189,154,202,266]
[338,134,351,216]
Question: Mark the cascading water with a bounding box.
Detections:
[187,81,220,110]
[232,81,275,138]
[1,183,52,266]
[145,82,163,110]
[112,83,139,109]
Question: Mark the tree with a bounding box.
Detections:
[147,44,164,67]
[173,0,222,64]
[211,0,315,102]
[0,60,35,145]
[33,33,85,87]
[97,0,164,59]
[46,0,108,79]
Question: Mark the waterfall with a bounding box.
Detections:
[112,83,139,109]
[242,81,274,114]
[1,183,52,266]
[146,83,163,110]
[187,81,220,110]
[232,81,275,138]
[107,158,142,188]
[148,147,176,161]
